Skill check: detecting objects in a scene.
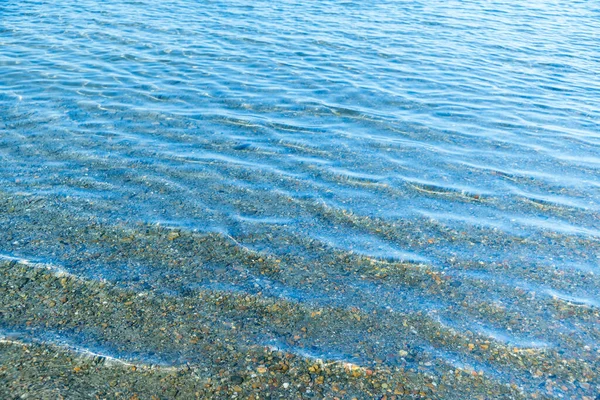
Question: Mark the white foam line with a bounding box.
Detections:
[264,343,363,371]
[0,253,106,284]
[63,344,138,367]
[0,334,182,372]
[220,233,267,258]
[546,289,600,308]
[0,337,32,346]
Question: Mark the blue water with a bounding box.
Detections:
[2,0,600,396]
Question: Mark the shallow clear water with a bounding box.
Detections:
[1,0,600,397]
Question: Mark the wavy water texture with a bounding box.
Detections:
[1,0,600,398]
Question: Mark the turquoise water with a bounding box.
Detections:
[1,0,600,397]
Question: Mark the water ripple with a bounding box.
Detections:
[2,0,600,397]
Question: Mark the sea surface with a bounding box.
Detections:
[1,0,600,398]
